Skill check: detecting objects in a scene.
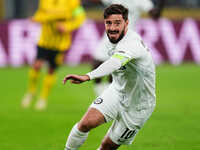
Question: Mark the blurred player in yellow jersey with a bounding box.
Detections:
[21,0,86,110]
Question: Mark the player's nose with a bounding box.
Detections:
[110,24,116,31]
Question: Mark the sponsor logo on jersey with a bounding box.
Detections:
[94,98,103,104]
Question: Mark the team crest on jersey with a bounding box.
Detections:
[94,98,103,104]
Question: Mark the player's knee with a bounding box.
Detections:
[100,137,119,150]
[48,67,55,74]
[100,141,117,150]
[33,60,43,71]
[100,141,110,150]
[78,120,96,132]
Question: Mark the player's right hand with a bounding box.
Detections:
[63,74,90,84]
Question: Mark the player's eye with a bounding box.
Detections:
[114,21,121,26]
[106,21,112,25]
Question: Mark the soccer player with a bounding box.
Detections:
[21,0,86,110]
[92,0,164,96]
[63,4,156,150]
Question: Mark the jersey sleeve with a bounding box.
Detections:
[112,51,131,66]
[87,57,122,80]
[32,0,48,22]
[112,39,143,66]
[62,0,86,32]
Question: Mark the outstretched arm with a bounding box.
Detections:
[63,56,124,85]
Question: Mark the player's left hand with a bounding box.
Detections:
[56,22,67,33]
[63,74,90,84]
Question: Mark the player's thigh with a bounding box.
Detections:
[48,51,65,70]
[107,119,139,145]
[90,86,120,123]
[54,52,65,66]
[78,108,106,132]
[33,46,47,70]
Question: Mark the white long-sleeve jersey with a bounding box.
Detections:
[88,30,156,128]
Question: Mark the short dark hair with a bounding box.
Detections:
[104,4,129,21]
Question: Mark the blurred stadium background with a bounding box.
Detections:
[0,0,200,150]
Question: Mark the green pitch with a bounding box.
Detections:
[0,64,200,150]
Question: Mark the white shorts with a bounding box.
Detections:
[90,86,140,145]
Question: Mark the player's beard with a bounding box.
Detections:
[107,28,125,44]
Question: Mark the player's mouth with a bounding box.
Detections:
[108,30,119,38]
[108,30,119,34]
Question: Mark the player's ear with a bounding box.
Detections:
[126,19,129,26]
[125,19,129,28]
